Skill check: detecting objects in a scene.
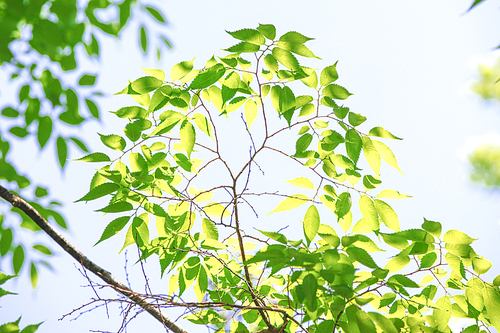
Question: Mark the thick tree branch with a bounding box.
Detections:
[0,184,188,333]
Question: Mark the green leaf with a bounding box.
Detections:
[37,116,52,148]
[320,64,339,86]
[56,136,67,168]
[368,312,398,333]
[145,6,165,23]
[95,216,130,245]
[387,274,420,288]
[32,245,51,255]
[362,136,381,176]
[10,126,29,138]
[264,54,279,72]
[180,120,196,157]
[345,129,362,164]
[472,257,492,275]
[272,47,301,72]
[359,196,379,231]
[1,107,19,118]
[30,262,38,289]
[75,152,111,162]
[193,113,212,138]
[257,23,276,40]
[34,187,48,198]
[85,99,99,119]
[279,31,314,44]
[78,74,96,86]
[296,133,313,154]
[348,112,367,127]
[133,76,162,94]
[422,218,442,238]
[202,218,219,240]
[20,321,42,333]
[286,177,314,189]
[173,153,193,172]
[129,152,147,173]
[304,205,320,245]
[99,134,126,151]
[374,199,399,232]
[76,183,120,202]
[97,201,133,213]
[335,192,352,220]
[256,229,287,244]
[420,252,437,268]
[323,84,353,100]
[171,59,194,81]
[111,106,148,119]
[443,229,476,245]
[277,41,319,58]
[226,29,265,45]
[140,25,147,53]
[225,41,260,53]
[369,127,402,140]
[13,245,24,274]
[302,274,318,311]
[267,194,309,215]
[189,64,226,90]
[356,310,377,333]
[346,246,378,269]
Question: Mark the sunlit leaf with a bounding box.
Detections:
[304,205,320,245]
[267,194,309,215]
[285,177,314,189]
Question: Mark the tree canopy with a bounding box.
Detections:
[2,23,500,333]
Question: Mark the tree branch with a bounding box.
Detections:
[0,184,189,333]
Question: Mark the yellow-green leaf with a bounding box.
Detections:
[285,177,314,189]
[443,230,476,245]
[374,199,399,231]
[362,136,380,176]
[141,67,165,81]
[359,195,379,231]
[180,120,196,157]
[267,194,309,215]
[202,218,219,240]
[204,203,231,218]
[171,59,194,81]
[373,140,402,174]
[377,189,412,200]
[304,205,320,244]
[244,99,258,129]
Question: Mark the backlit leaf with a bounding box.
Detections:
[189,64,226,90]
[373,140,402,174]
[285,177,314,189]
[362,136,381,176]
[320,64,339,86]
[180,120,196,157]
[257,23,276,40]
[483,286,500,332]
[202,218,219,240]
[99,134,126,151]
[226,29,265,45]
[369,127,402,140]
[141,67,165,81]
[76,183,120,202]
[377,189,412,200]
[193,113,212,138]
[267,194,309,215]
[359,196,379,231]
[443,230,476,245]
[335,192,351,220]
[244,99,258,129]
[322,84,352,100]
[304,205,320,245]
[171,59,194,81]
[346,246,378,269]
[374,199,399,231]
[95,216,130,245]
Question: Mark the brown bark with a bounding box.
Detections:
[0,184,188,333]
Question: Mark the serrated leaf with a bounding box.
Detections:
[141,67,165,81]
[131,76,162,94]
[272,47,301,72]
[189,64,226,90]
[277,41,319,58]
[335,192,351,220]
[359,196,379,231]
[348,112,367,127]
[99,134,126,151]
[173,153,193,172]
[97,201,133,213]
[95,216,130,245]
[483,286,500,332]
[368,312,398,333]
[180,120,196,157]
[369,127,402,140]
[372,140,402,174]
[346,246,378,269]
[304,205,320,245]
[443,230,476,245]
[320,64,339,86]
[279,31,314,43]
[204,203,230,218]
[171,59,194,81]
[76,183,120,202]
[345,129,362,164]
[257,23,276,40]
[256,229,287,244]
[377,189,411,200]
[362,136,381,176]
[374,199,399,231]
[296,133,313,154]
[202,218,219,240]
[422,218,442,238]
[323,84,353,100]
[472,257,492,275]
[224,42,260,53]
[226,28,265,45]
[111,106,148,119]
[267,194,309,215]
[192,113,212,138]
[285,177,314,189]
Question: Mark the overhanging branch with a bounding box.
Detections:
[0,184,188,333]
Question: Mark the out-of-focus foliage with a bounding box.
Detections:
[471,57,500,102]
[469,144,500,188]
[0,0,171,327]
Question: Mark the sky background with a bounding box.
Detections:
[2,0,500,332]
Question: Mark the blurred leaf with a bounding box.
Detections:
[78,74,96,86]
[56,136,67,168]
[145,6,166,23]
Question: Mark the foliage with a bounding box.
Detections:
[73,25,500,332]
[0,0,170,287]
[472,57,500,102]
[468,144,500,188]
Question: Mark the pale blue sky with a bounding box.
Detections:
[2,1,500,332]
